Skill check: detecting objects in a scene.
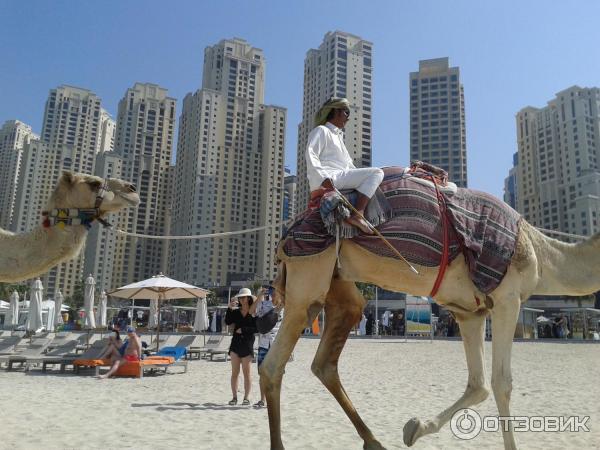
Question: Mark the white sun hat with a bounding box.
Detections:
[233,287,257,301]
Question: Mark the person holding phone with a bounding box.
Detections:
[225,288,257,406]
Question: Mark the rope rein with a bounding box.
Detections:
[108,219,588,243]
[111,222,285,240]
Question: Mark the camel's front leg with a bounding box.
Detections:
[311,279,385,450]
[260,303,322,450]
[490,298,521,450]
[404,313,489,446]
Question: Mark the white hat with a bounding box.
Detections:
[233,287,256,301]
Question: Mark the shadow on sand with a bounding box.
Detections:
[131,402,260,411]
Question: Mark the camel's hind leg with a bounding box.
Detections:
[490,297,521,450]
[311,279,385,450]
[403,312,489,446]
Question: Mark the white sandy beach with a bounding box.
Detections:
[0,338,598,450]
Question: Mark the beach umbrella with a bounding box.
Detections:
[96,291,108,328]
[46,300,56,332]
[83,275,96,329]
[26,279,44,333]
[210,311,217,332]
[54,290,64,325]
[149,298,159,329]
[193,297,209,332]
[9,291,19,329]
[109,273,208,352]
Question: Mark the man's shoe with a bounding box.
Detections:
[345,215,374,235]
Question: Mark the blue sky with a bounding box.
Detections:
[2,0,600,198]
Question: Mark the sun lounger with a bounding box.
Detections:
[7,340,79,371]
[0,336,21,355]
[153,334,180,351]
[46,332,73,351]
[43,339,108,372]
[168,335,200,359]
[156,346,187,361]
[206,336,231,361]
[1,339,52,370]
[92,356,188,378]
[188,334,224,360]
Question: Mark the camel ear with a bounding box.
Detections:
[61,171,75,185]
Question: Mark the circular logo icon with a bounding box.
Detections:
[450,408,482,440]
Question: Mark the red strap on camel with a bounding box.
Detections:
[429,178,449,298]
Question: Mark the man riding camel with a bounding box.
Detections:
[306,97,384,234]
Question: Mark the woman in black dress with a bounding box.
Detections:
[225,288,257,405]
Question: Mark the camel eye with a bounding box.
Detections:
[88,181,102,191]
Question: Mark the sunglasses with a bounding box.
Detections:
[341,109,350,118]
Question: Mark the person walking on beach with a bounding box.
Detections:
[306,97,384,234]
[225,288,258,406]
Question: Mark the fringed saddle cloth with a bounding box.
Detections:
[281,166,522,294]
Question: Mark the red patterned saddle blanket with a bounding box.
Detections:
[281,166,521,294]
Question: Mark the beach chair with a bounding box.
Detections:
[172,335,199,360]
[0,338,52,370]
[207,336,232,361]
[74,332,102,352]
[43,339,108,373]
[188,334,223,360]
[47,332,73,351]
[149,334,178,351]
[7,339,79,371]
[93,355,187,378]
[0,336,21,355]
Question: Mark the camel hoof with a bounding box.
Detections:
[363,439,386,450]
[403,417,424,447]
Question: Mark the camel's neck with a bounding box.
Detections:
[530,224,600,296]
[0,224,88,283]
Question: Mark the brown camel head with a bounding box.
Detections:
[47,172,140,217]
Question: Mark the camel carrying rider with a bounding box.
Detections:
[306,97,384,234]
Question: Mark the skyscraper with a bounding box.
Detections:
[283,168,297,222]
[409,57,468,187]
[0,120,38,230]
[504,152,518,209]
[509,86,600,236]
[98,109,116,154]
[111,83,176,286]
[296,31,373,209]
[12,85,104,297]
[170,38,286,286]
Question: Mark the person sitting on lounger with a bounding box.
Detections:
[97,326,141,379]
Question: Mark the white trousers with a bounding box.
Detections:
[330,167,384,198]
